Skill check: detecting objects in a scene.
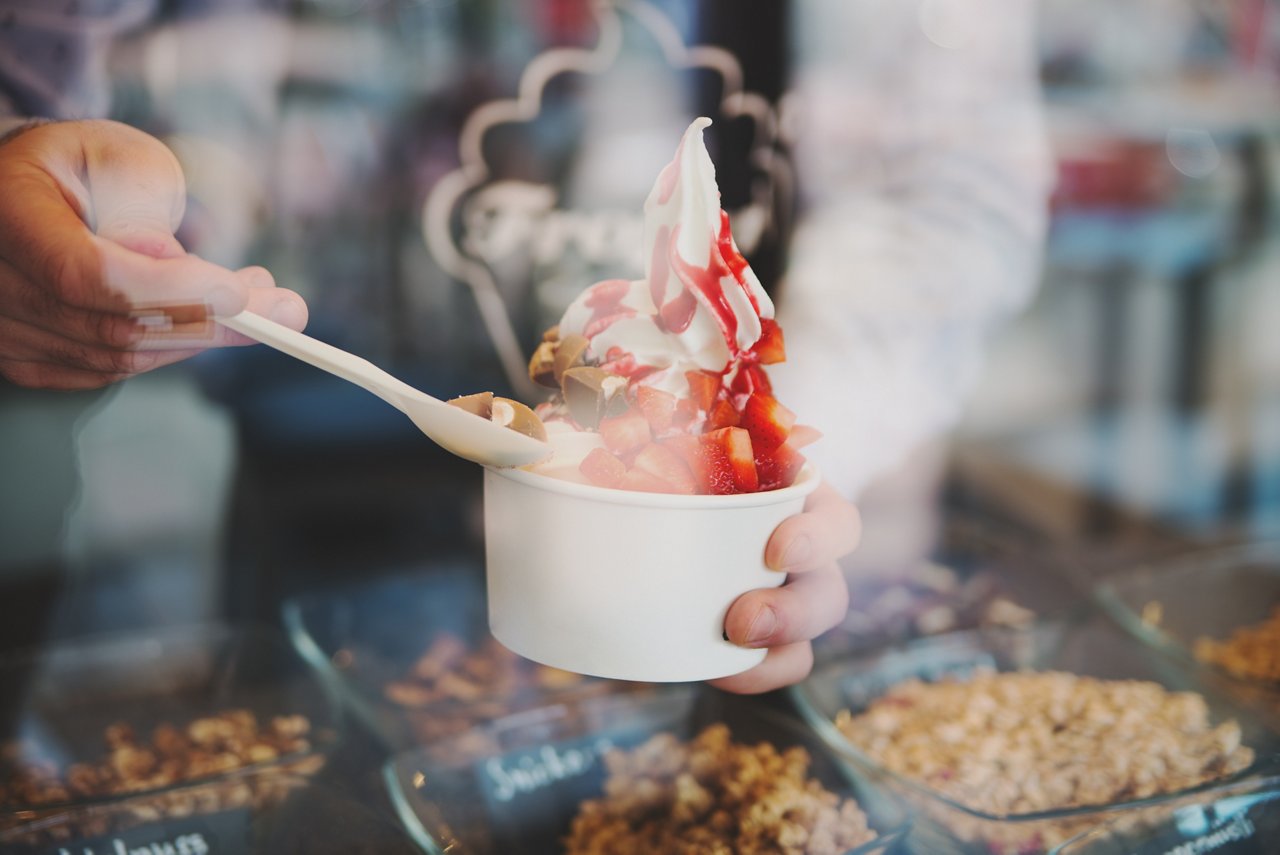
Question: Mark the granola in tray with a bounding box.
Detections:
[0,710,322,845]
[836,670,1253,814]
[1194,605,1280,683]
[381,632,618,757]
[834,670,1255,852]
[565,723,876,855]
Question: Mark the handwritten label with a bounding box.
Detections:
[472,728,650,853]
[481,737,616,803]
[57,836,209,855]
[47,809,250,855]
[1160,814,1256,855]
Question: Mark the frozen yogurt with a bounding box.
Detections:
[524,118,814,494]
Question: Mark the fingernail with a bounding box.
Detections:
[207,285,245,318]
[267,296,307,329]
[779,534,811,570]
[238,266,275,289]
[744,607,777,647]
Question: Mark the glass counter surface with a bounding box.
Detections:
[0,521,1277,854]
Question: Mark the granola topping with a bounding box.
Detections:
[564,723,876,855]
[835,669,1255,816]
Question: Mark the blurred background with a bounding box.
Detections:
[0,0,1277,651]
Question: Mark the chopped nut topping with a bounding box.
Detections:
[0,710,322,846]
[382,632,616,761]
[565,724,876,855]
[1194,605,1280,682]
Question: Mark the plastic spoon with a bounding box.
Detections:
[218,310,550,468]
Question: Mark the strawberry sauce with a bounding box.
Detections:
[664,212,757,358]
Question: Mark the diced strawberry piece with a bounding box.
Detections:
[788,424,823,449]
[600,348,659,383]
[699,443,737,494]
[664,434,731,495]
[635,386,678,434]
[705,398,740,432]
[580,447,627,489]
[751,318,786,364]
[739,392,795,452]
[705,427,758,493]
[620,467,678,494]
[598,410,651,455]
[684,370,721,412]
[729,363,772,397]
[672,398,699,430]
[632,442,695,494]
[755,442,805,491]
[658,289,698,333]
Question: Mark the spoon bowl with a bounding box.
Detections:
[218,311,550,468]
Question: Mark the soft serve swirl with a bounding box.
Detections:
[557,117,775,398]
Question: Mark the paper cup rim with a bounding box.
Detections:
[485,462,820,508]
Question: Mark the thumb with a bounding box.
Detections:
[82,121,187,260]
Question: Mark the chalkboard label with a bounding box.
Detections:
[1140,790,1280,855]
[473,728,650,851]
[47,808,251,855]
[1154,813,1257,855]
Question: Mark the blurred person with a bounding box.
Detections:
[772,0,1051,581]
[0,0,1050,691]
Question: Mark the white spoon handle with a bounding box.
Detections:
[218,310,420,408]
[217,309,549,468]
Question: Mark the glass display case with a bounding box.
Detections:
[283,563,646,754]
[385,684,910,855]
[793,618,1280,854]
[1054,774,1280,855]
[0,624,341,850]
[1096,540,1280,712]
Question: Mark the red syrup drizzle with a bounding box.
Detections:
[599,346,660,383]
[581,278,636,339]
[576,191,769,411]
[658,211,771,404]
[664,211,759,357]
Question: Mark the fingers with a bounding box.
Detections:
[723,563,850,649]
[0,255,141,347]
[128,267,306,349]
[764,481,861,573]
[0,180,247,319]
[240,266,308,331]
[93,236,249,317]
[0,311,199,374]
[708,642,814,695]
[709,482,860,695]
[0,350,204,390]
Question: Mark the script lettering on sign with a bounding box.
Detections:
[482,737,616,803]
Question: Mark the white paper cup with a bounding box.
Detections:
[483,464,820,682]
